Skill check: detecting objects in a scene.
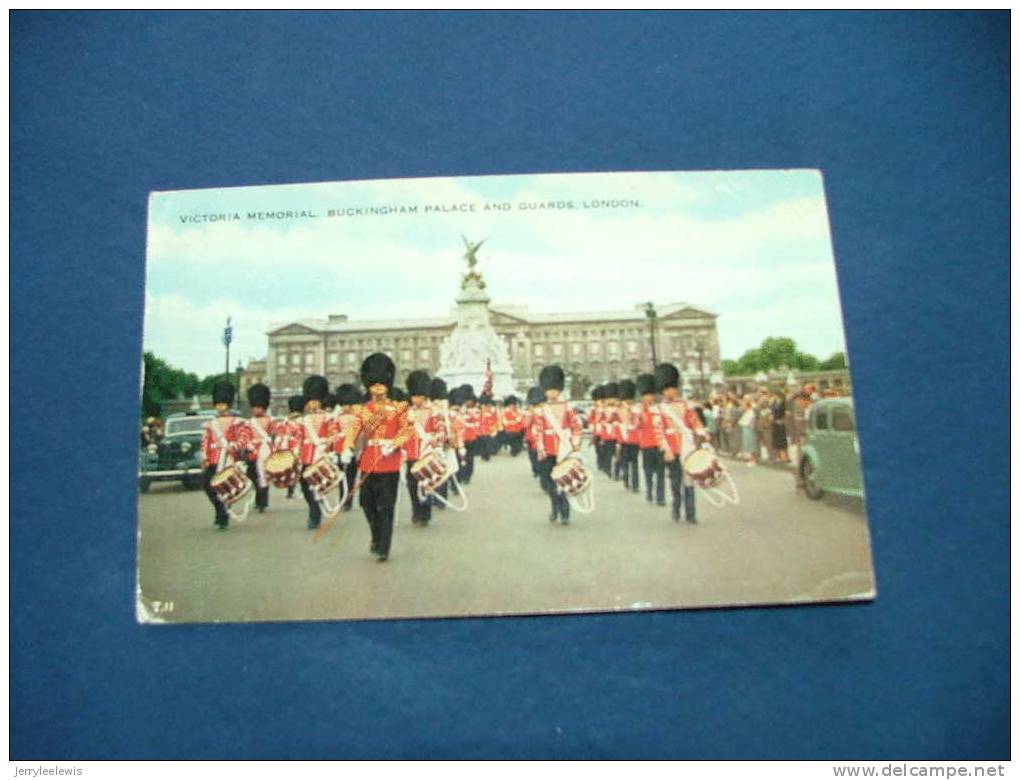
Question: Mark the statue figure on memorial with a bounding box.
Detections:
[460,235,487,290]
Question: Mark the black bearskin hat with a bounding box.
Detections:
[504,395,519,406]
[336,383,361,406]
[212,381,235,406]
[360,352,395,390]
[390,387,407,402]
[604,381,619,399]
[479,394,494,406]
[429,377,448,401]
[247,382,270,409]
[654,362,680,391]
[539,365,565,392]
[322,393,337,410]
[448,386,464,406]
[526,386,544,406]
[459,384,476,403]
[636,374,658,397]
[406,370,431,397]
[288,394,305,414]
[618,379,636,401]
[302,375,329,402]
[591,385,603,401]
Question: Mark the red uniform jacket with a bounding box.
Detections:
[293,412,340,466]
[201,415,247,469]
[604,406,621,443]
[402,403,432,461]
[533,402,583,461]
[243,414,276,462]
[461,406,481,443]
[502,407,524,433]
[523,411,537,448]
[637,402,663,450]
[658,399,705,457]
[623,402,642,446]
[347,399,413,473]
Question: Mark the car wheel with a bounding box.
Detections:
[139,478,152,494]
[801,458,823,500]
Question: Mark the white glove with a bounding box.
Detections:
[457,447,466,457]
[380,443,395,457]
[340,450,353,465]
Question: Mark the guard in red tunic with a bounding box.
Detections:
[403,370,433,526]
[501,395,525,456]
[589,386,605,476]
[458,385,480,484]
[523,386,543,478]
[294,375,340,530]
[656,363,709,523]
[200,381,247,530]
[478,394,498,461]
[533,365,584,525]
[603,382,621,481]
[243,383,275,513]
[427,377,453,509]
[280,394,305,499]
[617,379,642,494]
[342,353,413,562]
[332,383,363,510]
[636,373,666,506]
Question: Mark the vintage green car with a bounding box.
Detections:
[798,398,865,500]
[138,410,216,492]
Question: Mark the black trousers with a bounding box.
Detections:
[666,458,697,521]
[300,475,322,528]
[202,465,229,526]
[405,460,432,523]
[528,446,539,477]
[641,447,666,504]
[620,443,641,492]
[360,472,400,556]
[480,435,495,461]
[507,432,524,457]
[537,456,570,520]
[342,457,358,509]
[244,460,270,510]
[459,441,477,483]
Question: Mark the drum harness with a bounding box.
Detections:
[301,413,348,518]
[209,416,254,523]
[543,404,596,514]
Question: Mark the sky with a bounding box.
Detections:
[145,169,848,376]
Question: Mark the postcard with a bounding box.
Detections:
[137,169,875,623]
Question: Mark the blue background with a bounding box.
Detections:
[11,12,1009,759]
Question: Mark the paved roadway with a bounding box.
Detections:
[136,445,874,623]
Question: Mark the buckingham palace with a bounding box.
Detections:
[255,301,721,412]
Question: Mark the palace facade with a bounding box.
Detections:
[257,302,721,413]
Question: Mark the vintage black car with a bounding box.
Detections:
[138,410,216,492]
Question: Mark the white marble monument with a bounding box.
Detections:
[437,237,516,398]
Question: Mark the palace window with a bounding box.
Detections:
[553,343,563,357]
[305,352,315,366]
[290,352,301,366]
[589,342,601,355]
[420,348,430,362]
[534,344,545,357]
[571,343,581,356]
[626,341,637,355]
[328,352,338,366]
[277,353,287,366]
[607,342,619,356]
[402,349,412,363]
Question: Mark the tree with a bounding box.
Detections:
[141,352,202,419]
[820,352,847,371]
[721,337,831,376]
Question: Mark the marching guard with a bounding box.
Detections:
[243,382,275,513]
[200,381,247,530]
[294,375,340,530]
[458,385,480,484]
[656,363,709,523]
[617,378,642,493]
[404,370,434,526]
[603,382,621,481]
[427,377,453,508]
[333,383,362,511]
[341,353,413,562]
[636,373,666,506]
[533,365,583,525]
[524,386,544,479]
[501,395,525,456]
[282,394,305,499]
